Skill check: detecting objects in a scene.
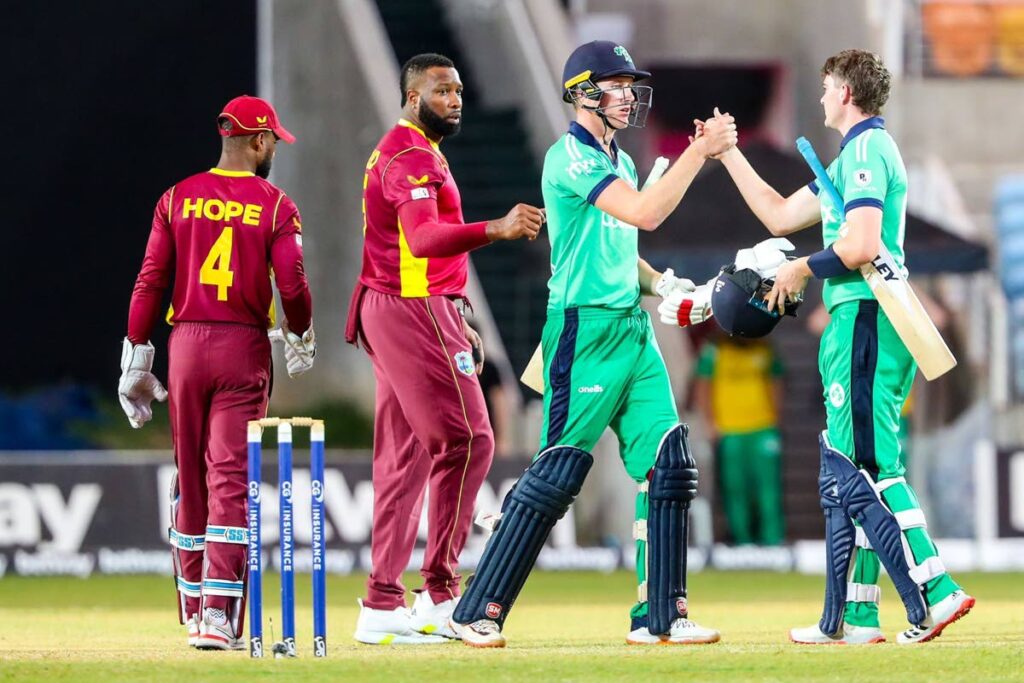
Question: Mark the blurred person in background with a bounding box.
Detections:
[119,95,314,650]
[344,52,543,644]
[693,331,786,546]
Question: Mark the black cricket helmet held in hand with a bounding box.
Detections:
[711,264,802,338]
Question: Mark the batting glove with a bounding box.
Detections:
[270,324,316,378]
[117,338,168,429]
[733,237,796,279]
[658,282,714,328]
[654,268,696,299]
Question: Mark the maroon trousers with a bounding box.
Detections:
[168,322,271,624]
[358,289,494,609]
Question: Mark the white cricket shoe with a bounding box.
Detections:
[627,618,721,645]
[897,590,975,644]
[354,599,448,645]
[449,618,506,648]
[409,590,460,639]
[186,613,200,647]
[195,608,244,651]
[790,622,885,645]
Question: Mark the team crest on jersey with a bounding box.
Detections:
[454,351,475,376]
[829,382,846,408]
[853,169,872,187]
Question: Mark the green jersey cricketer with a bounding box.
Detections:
[722,48,973,645]
[452,40,737,648]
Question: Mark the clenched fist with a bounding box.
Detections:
[691,107,738,159]
[486,203,545,242]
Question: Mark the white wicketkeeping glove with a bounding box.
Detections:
[269,325,316,378]
[658,280,714,328]
[733,237,796,279]
[654,268,696,299]
[117,338,168,429]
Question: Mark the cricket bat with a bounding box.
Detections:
[796,137,956,381]
[520,157,672,394]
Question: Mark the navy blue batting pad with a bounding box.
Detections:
[452,446,593,627]
[817,437,857,636]
[647,424,699,635]
[821,436,927,626]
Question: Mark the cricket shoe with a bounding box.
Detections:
[354,599,448,645]
[897,590,975,644]
[410,590,460,639]
[195,608,244,651]
[186,613,200,647]
[627,617,721,645]
[449,618,505,648]
[789,623,885,645]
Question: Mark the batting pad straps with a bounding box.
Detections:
[847,582,882,604]
[169,528,206,551]
[909,556,946,585]
[452,446,593,628]
[647,424,698,636]
[206,525,249,545]
[202,578,245,598]
[176,577,202,598]
[854,526,873,549]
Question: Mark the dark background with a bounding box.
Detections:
[4,1,256,388]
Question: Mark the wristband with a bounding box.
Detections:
[807,245,853,279]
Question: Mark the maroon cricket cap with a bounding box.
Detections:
[217,95,296,143]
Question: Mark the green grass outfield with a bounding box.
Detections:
[0,571,1020,681]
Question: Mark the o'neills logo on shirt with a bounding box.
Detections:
[578,385,604,394]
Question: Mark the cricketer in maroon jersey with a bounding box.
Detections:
[344,53,544,644]
[118,95,314,651]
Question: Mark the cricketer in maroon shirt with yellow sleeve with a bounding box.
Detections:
[119,95,313,650]
[344,53,543,643]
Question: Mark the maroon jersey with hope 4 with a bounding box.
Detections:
[127,168,311,342]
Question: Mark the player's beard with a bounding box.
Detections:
[418,100,461,138]
[255,154,273,179]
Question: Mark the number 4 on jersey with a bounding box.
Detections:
[200,227,234,301]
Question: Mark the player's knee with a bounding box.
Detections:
[649,424,699,503]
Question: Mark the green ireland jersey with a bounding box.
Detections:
[542,122,640,310]
[811,117,908,311]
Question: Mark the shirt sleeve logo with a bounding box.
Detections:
[853,169,872,187]
[565,158,599,180]
[410,187,430,200]
[407,174,430,185]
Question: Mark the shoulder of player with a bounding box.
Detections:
[543,132,607,177]
[379,141,444,179]
[842,127,896,163]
